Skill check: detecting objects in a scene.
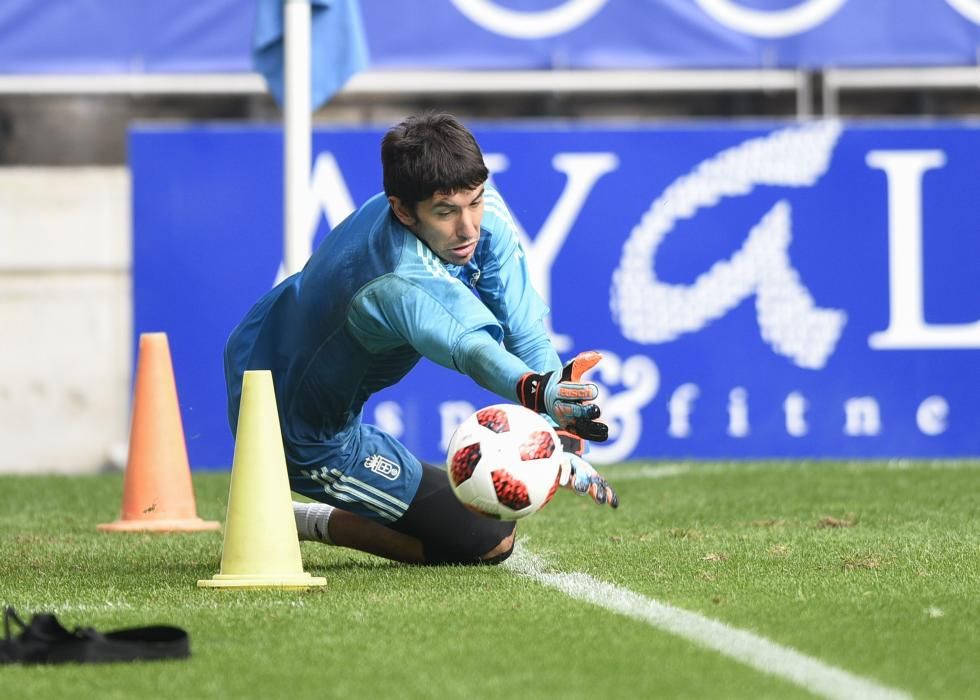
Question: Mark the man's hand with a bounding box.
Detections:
[560,452,619,508]
[516,351,608,441]
[556,429,587,457]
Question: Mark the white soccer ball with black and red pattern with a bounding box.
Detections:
[445,403,563,521]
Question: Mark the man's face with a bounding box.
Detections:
[391,185,485,266]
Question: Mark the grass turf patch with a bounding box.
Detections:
[1,461,977,699]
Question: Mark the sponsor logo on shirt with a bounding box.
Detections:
[364,454,401,480]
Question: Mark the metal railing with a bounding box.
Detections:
[2,67,978,118]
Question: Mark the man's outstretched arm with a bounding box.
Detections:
[453,328,533,399]
[454,331,606,441]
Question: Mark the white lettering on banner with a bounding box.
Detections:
[581,352,660,464]
[844,397,881,436]
[482,152,509,176]
[946,0,980,24]
[668,384,700,438]
[611,121,847,370]
[727,387,750,437]
[917,396,949,436]
[450,0,608,39]
[374,401,405,439]
[694,0,848,38]
[662,388,961,441]
[784,391,809,437]
[439,401,477,453]
[866,150,980,349]
[277,151,357,284]
[486,152,618,353]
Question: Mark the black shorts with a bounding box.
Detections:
[388,462,516,565]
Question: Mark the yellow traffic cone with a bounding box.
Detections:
[198,370,326,589]
[99,332,219,532]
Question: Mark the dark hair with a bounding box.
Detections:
[381,113,489,210]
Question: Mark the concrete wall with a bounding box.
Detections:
[0,168,130,473]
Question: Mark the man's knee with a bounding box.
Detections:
[479,530,515,566]
[391,462,519,565]
[421,525,515,566]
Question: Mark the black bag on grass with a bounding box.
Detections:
[0,607,189,665]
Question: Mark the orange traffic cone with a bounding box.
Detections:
[98,332,219,532]
[198,370,325,589]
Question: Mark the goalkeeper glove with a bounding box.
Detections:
[560,452,619,508]
[516,351,608,442]
[556,429,587,457]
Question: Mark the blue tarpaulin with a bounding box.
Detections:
[2,0,980,73]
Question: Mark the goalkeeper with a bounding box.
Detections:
[224,113,618,566]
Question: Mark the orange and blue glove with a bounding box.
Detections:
[559,452,619,508]
[515,351,609,442]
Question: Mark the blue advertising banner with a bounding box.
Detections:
[131,122,980,468]
[4,0,980,73]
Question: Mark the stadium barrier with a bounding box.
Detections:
[0,168,130,473]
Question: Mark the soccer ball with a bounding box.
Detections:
[445,404,564,520]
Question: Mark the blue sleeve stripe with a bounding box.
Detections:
[414,238,452,279]
[483,196,520,231]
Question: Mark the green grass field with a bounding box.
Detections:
[2,460,978,699]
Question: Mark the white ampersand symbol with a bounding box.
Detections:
[580,351,660,465]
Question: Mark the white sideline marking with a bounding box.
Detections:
[506,549,911,700]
